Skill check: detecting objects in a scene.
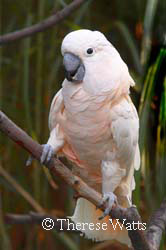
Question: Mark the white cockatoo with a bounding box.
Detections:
[40,29,140,246]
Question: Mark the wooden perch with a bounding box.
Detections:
[0,0,85,45]
[0,110,166,250]
[4,212,81,233]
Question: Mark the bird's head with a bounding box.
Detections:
[61,29,134,95]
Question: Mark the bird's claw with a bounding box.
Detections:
[98,192,118,220]
[40,144,54,164]
[26,155,34,167]
[26,144,54,167]
[97,196,110,210]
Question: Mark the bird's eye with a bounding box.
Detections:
[86,48,94,55]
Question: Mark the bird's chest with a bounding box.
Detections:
[60,90,113,167]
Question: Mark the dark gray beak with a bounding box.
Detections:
[63,53,85,83]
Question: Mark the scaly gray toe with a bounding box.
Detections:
[40,144,54,164]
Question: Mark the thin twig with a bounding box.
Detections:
[0,164,44,213]
[4,212,81,233]
[0,194,12,250]
[0,0,85,45]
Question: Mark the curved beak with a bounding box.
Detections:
[63,53,85,83]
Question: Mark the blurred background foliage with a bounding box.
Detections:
[0,0,166,249]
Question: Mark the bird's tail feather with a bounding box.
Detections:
[69,198,131,246]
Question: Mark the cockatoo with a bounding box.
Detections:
[40,29,140,246]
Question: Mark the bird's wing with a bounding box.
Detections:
[48,88,64,131]
[47,89,65,151]
[110,96,140,173]
[107,96,140,206]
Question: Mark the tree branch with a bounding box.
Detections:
[0,110,165,250]
[145,200,166,250]
[4,212,81,233]
[0,0,85,45]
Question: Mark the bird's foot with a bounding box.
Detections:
[98,192,118,220]
[40,144,54,164]
[26,144,54,166]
